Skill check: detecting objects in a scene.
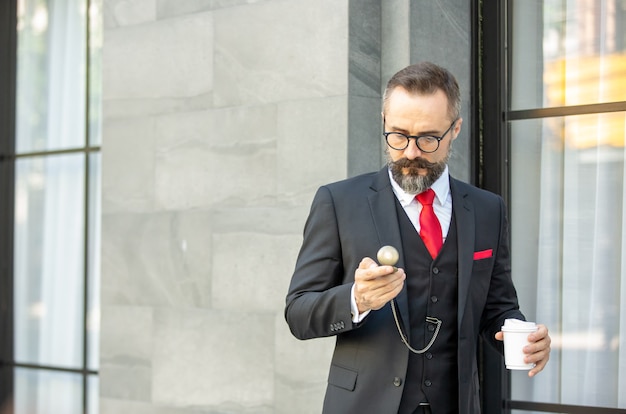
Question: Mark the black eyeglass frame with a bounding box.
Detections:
[382,118,458,153]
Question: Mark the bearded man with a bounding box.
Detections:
[284,62,551,414]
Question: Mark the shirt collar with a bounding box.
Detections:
[388,165,450,207]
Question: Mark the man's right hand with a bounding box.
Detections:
[354,257,406,314]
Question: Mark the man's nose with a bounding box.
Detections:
[403,138,422,160]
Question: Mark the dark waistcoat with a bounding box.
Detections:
[396,201,459,414]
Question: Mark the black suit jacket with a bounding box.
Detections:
[285,167,524,414]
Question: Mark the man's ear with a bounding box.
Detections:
[451,117,463,140]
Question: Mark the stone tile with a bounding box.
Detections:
[101,116,156,214]
[274,314,333,414]
[213,0,348,106]
[102,93,215,120]
[155,0,269,19]
[101,211,212,307]
[176,210,216,306]
[212,232,301,312]
[154,105,277,151]
[410,0,470,65]
[210,205,311,234]
[152,308,274,410]
[101,398,228,414]
[99,306,153,400]
[381,0,410,86]
[348,95,384,177]
[100,398,155,414]
[349,0,381,98]
[103,13,213,100]
[153,105,278,210]
[448,134,470,182]
[276,96,348,196]
[103,0,157,28]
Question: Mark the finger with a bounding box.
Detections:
[356,265,402,284]
[524,332,551,354]
[359,272,406,310]
[523,340,550,360]
[367,284,405,310]
[524,344,550,377]
[524,345,550,363]
[358,257,377,270]
[361,270,405,295]
[528,355,549,377]
[494,331,504,341]
[528,324,549,342]
[375,265,399,275]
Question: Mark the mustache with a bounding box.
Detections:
[392,157,439,170]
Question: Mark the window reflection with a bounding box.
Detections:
[14,368,82,414]
[511,0,626,110]
[15,0,87,153]
[87,153,101,371]
[510,112,626,408]
[14,154,85,369]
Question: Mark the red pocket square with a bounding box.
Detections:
[473,249,493,260]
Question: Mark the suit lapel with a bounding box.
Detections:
[450,178,475,330]
[367,168,410,333]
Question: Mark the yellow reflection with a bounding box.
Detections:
[545,54,626,148]
[565,112,624,149]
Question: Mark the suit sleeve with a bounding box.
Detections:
[479,196,525,352]
[284,186,355,340]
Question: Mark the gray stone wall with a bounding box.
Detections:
[410,0,472,180]
[100,1,472,412]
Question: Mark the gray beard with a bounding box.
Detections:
[387,151,450,194]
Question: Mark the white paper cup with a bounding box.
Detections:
[501,319,538,370]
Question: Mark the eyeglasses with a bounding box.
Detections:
[383,119,457,153]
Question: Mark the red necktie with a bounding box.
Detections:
[416,189,442,259]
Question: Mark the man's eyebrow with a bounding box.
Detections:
[387,124,444,136]
[387,124,410,134]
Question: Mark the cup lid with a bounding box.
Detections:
[501,318,537,331]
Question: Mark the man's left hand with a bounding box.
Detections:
[495,324,551,377]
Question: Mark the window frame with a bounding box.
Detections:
[477,1,510,413]
[0,0,100,412]
[0,0,17,409]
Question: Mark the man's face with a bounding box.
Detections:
[383,86,462,194]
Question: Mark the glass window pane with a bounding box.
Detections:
[510,0,626,110]
[88,374,99,414]
[14,154,86,368]
[16,0,87,153]
[88,153,101,371]
[88,0,102,147]
[15,368,83,414]
[510,112,626,408]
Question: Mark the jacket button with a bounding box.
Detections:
[425,352,433,360]
[427,324,435,332]
[393,377,402,387]
[432,267,439,274]
[430,296,438,303]
[424,380,432,387]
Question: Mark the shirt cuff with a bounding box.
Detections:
[350,283,371,323]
